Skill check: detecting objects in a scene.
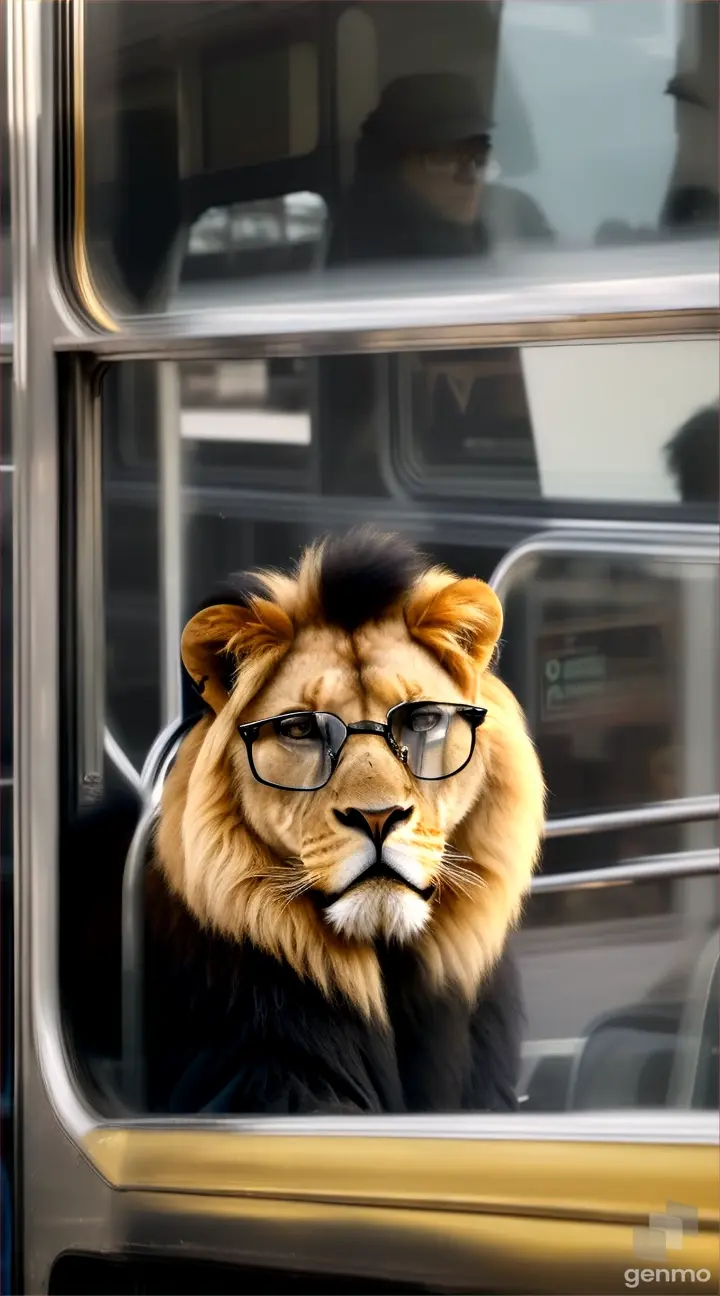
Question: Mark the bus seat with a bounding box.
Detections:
[567,1004,683,1110]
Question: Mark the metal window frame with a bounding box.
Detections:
[11,0,720,1131]
[48,0,720,356]
[9,2,720,1292]
[55,252,720,358]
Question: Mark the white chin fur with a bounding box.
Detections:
[325,885,430,943]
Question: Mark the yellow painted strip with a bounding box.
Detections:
[70,0,118,332]
[104,1191,720,1295]
[84,1129,719,1228]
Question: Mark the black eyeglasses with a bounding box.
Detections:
[237,701,488,792]
[422,135,492,176]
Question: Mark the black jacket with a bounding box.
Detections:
[63,786,525,1117]
[326,176,553,267]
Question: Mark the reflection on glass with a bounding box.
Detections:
[180,358,315,500]
[0,0,9,326]
[500,548,719,851]
[1,364,13,784]
[180,359,312,449]
[515,877,719,1112]
[0,355,13,1278]
[101,342,718,768]
[185,194,328,281]
[664,403,720,503]
[326,70,554,266]
[82,0,719,314]
[84,350,720,1117]
[398,339,719,504]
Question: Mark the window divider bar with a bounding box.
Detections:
[53,302,720,360]
[544,794,719,840]
[51,240,720,358]
[533,847,718,893]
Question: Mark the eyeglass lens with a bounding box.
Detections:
[248,704,475,790]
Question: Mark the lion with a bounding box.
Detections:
[64,528,545,1116]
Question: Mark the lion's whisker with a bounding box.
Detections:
[438,851,487,897]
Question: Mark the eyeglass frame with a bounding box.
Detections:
[236,700,488,792]
[420,134,492,177]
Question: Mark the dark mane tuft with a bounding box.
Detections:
[181,571,272,717]
[192,570,272,618]
[318,528,427,633]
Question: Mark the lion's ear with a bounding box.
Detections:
[181,598,294,715]
[404,572,503,692]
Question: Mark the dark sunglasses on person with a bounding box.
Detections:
[422,134,492,177]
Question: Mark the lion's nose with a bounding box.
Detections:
[334,805,413,843]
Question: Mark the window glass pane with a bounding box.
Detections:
[102,364,162,772]
[180,359,315,487]
[106,339,719,538]
[101,341,719,768]
[397,339,719,505]
[499,546,719,845]
[81,0,719,316]
[0,0,10,334]
[61,350,719,1119]
[185,194,328,279]
[205,44,318,172]
[0,360,13,1293]
[0,506,11,1106]
[0,391,11,779]
[515,877,719,1112]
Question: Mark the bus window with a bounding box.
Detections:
[495,537,718,1112]
[692,957,719,1110]
[184,193,329,283]
[78,0,719,317]
[498,545,718,843]
[1,356,13,1295]
[10,0,718,1285]
[515,874,719,1112]
[1,5,12,1260]
[55,345,718,1121]
[179,359,317,489]
[392,338,719,509]
[100,340,719,783]
[0,368,11,784]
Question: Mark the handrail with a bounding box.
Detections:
[490,526,719,600]
[121,713,197,1109]
[533,848,718,893]
[545,795,719,840]
[103,727,142,795]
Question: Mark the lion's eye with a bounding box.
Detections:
[277,715,317,742]
[409,708,443,734]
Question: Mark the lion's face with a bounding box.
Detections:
[157,530,545,1017]
[232,618,488,944]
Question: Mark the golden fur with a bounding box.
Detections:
[156,535,546,1020]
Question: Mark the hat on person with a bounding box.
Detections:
[361,72,493,151]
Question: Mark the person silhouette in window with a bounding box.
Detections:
[595,69,718,247]
[664,403,719,504]
[327,72,553,266]
[323,73,551,497]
